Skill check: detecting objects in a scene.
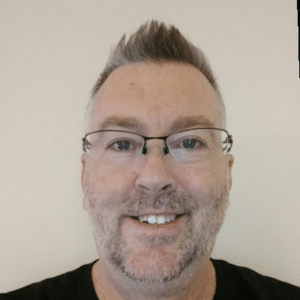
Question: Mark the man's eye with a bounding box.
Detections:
[181,139,206,149]
[182,139,197,149]
[110,140,133,151]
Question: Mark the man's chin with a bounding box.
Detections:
[109,243,199,284]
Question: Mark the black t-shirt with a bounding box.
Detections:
[1,259,299,299]
[212,259,300,299]
[0,260,98,300]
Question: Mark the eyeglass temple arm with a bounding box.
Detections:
[227,135,233,152]
[82,137,91,152]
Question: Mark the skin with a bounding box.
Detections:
[81,61,234,300]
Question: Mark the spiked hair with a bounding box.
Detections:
[86,20,225,130]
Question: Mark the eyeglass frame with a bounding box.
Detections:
[82,127,233,155]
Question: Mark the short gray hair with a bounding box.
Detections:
[86,20,225,131]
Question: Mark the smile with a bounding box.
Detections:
[130,214,185,225]
[130,214,184,225]
[122,214,190,242]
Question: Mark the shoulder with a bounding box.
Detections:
[0,260,98,300]
[212,259,300,300]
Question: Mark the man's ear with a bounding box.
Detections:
[81,154,89,211]
[226,154,234,190]
[81,153,86,191]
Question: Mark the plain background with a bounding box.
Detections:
[1,0,299,293]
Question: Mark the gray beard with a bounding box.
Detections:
[88,184,229,284]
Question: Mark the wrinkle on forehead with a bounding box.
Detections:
[98,61,215,98]
[91,62,223,133]
[94,114,217,134]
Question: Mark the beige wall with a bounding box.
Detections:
[1,0,299,292]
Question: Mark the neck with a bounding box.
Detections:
[91,256,216,300]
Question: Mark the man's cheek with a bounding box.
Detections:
[180,166,213,189]
[89,168,135,205]
[105,168,137,195]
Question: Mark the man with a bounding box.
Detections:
[1,20,299,300]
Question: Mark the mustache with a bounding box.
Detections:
[87,182,228,221]
[119,189,200,216]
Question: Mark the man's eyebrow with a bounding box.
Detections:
[97,115,216,132]
[170,116,216,132]
[97,116,147,130]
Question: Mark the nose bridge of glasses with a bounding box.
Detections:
[142,136,169,155]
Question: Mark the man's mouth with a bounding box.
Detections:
[122,213,190,238]
[130,214,185,225]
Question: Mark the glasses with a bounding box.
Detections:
[82,128,233,164]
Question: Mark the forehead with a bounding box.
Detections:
[91,62,222,133]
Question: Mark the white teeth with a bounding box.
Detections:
[139,216,149,222]
[138,215,176,225]
[147,216,157,224]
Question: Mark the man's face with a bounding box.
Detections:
[81,62,233,283]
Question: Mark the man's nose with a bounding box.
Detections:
[135,143,176,194]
